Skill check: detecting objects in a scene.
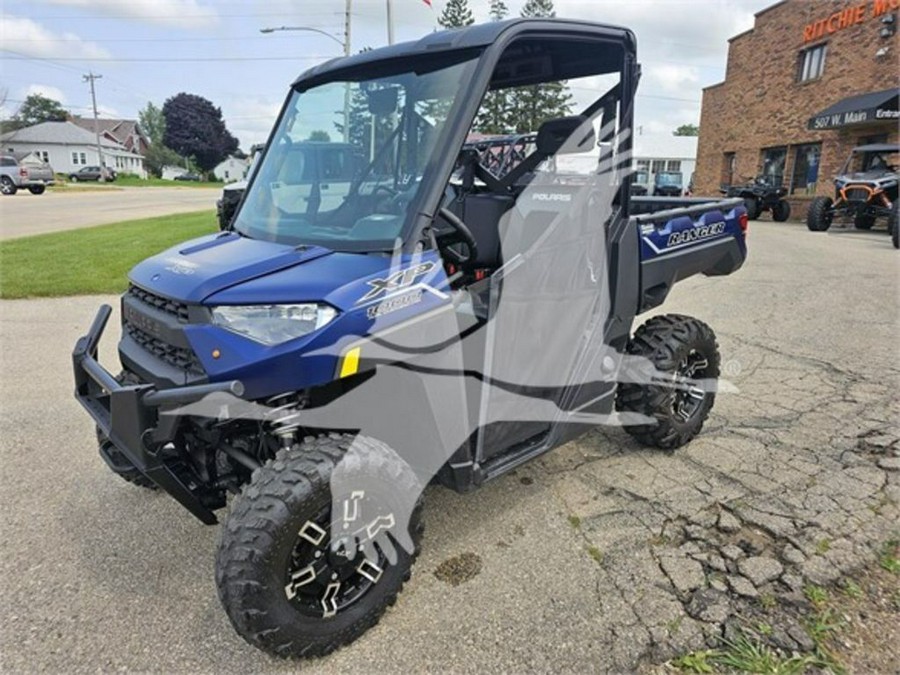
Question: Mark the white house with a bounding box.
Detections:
[0,121,146,178]
[162,165,190,180]
[213,156,249,183]
[632,133,698,189]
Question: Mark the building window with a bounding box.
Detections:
[790,143,821,195]
[80,152,87,164]
[636,159,650,172]
[72,152,79,165]
[760,146,787,186]
[651,159,666,174]
[721,152,736,186]
[666,160,682,172]
[797,44,827,82]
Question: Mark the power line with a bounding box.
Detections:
[0,54,336,62]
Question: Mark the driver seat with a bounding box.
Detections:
[445,194,514,271]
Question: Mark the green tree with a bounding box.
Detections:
[143,143,184,178]
[438,0,474,28]
[488,0,508,20]
[673,123,699,137]
[308,130,332,142]
[138,101,166,146]
[521,0,555,17]
[162,92,239,171]
[14,94,69,127]
[475,0,514,134]
[507,0,572,133]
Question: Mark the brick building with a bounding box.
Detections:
[695,0,899,217]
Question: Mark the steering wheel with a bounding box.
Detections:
[436,207,478,266]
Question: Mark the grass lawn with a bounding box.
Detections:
[0,210,217,299]
[115,175,221,188]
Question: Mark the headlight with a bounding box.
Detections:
[212,304,337,345]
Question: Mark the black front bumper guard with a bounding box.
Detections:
[73,305,244,524]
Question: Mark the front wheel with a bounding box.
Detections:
[616,314,720,451]
[743,197,760,220]
[806,196,833,231]
[216,434,423,659]
[771,199,791,222]
[1,176,17,195]
[69,175,79,183]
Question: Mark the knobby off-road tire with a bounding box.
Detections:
[216,434,424,659]
[1,176,17,196]
[806,196,833,231]
[742,197,760,220]
[771,199,791,222]
[854,213,875,230]
[616,314,720,451]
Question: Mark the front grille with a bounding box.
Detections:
[128,284,189,323]
[124,323,205,376]
[843,187,871,203]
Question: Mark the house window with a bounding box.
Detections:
[797,44,827,82]
[72,152,80,165]
[760,146,787,186]
[790,143,821,195]
[80,152,87,164]
[722,152,736,186]
[666,160,682,172]
[651,159,666,174]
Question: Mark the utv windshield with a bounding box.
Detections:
[233,53,480,251]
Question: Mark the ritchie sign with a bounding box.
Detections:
[802,0,899,42]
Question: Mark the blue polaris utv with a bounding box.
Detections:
[73,18,748,658]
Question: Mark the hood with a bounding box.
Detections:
[129,232,333,303]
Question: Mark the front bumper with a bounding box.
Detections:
[73,305,243,524]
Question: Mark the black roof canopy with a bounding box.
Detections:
[292,18,636,89]
[808,88,899,130]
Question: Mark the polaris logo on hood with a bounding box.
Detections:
[667,221,725,247]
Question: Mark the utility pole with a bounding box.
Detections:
[83,72,106,182]
[386,0,394,45]
[343,0,352,143]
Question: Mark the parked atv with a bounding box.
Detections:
[807,143,899,234]
[721,175,790,222]
[72,19,749,659]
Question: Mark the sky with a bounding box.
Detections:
[0,0,775,150]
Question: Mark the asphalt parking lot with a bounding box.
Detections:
[0,221,897,672]
[0,186,218,240]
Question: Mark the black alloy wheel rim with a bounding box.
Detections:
[673,349,710,423]
[283,497,392,619]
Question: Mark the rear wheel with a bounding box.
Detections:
[806,196,833,231]
[28,185,46,195]
[616,314,720,451]
[743,197,760,220]
[771,199,791,222]
[216,434,423,658]
[854,213,875,230]
[1,176,17,195]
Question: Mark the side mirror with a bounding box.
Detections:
[535,116,596,156]
[366,88,399,116]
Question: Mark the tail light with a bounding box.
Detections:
[19,167,27,177]
[738,211,749,235]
